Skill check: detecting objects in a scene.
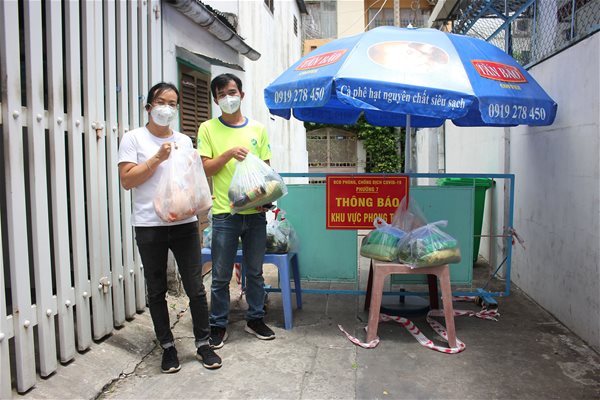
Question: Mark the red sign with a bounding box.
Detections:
[296,49,347,70]
[471,60,527,83]
[326,175,409,229]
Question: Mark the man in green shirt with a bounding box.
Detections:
[197,74,275,349]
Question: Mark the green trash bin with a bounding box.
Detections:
[437,178,493,263]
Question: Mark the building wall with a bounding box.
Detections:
[161,3,240,79]
[235,0,308,174]
[304,38,334,55]
[443,124,507,267]
[162,1,308,175]
[509,34,599,351]
[418,33,600,351]
[337,0,364,37]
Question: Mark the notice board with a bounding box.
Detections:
[325,175,408,229]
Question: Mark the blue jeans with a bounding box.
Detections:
[210,212,267,327]
[135,222,210,347]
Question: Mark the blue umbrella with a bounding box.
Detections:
[264,26,557,128]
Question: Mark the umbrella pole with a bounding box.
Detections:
[403,115,412,174]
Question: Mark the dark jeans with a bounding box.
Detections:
[135,222,209,347]
[210,212,267,327]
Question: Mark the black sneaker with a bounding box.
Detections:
[196,345,222,369]
[209,326,228,349]
[161,346,181,373]
[244,319,275,340]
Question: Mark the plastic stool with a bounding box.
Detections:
[201,248,302,330]
[366,261,457,348]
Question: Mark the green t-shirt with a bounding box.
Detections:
[197,117,272,214]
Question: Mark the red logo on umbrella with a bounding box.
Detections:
[472,60,527,83]
[296,49,347,70]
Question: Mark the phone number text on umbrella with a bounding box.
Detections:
[273,87,327,104]
[488,103,548,121]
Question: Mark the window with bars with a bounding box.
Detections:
[366,7,430,29]
[304,1,337,39]
[307,128,357,183]
[178,65,211,147]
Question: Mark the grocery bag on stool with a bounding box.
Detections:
[266,208,298,254]
[360,217,407,261]
[398,220,462,267]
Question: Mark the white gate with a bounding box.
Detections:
[0,0,162,394]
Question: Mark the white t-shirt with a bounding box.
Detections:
[118,126,197,227]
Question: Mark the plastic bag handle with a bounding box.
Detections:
[429,220,448,228]
[373,217,389,229]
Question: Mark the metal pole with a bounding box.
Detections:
[395,0,405,173]
[570,0,576,40]
[404,115,412,173]
[504,0,510,53]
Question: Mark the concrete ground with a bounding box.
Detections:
[15,258,600,400]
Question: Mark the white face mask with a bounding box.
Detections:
[150,105,178,126]
[218,95,241,114]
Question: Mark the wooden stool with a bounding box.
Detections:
[366,261,457,348]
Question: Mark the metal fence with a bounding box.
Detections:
[0,0,161,395]
[451,0,600,67]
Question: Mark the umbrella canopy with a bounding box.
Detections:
[264,26,557,128]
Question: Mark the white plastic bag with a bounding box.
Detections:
[398,220,462,268]
[154,146,212,222]
[228,153,287,214]
[359,217,407,261]
[266,208,298,253]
